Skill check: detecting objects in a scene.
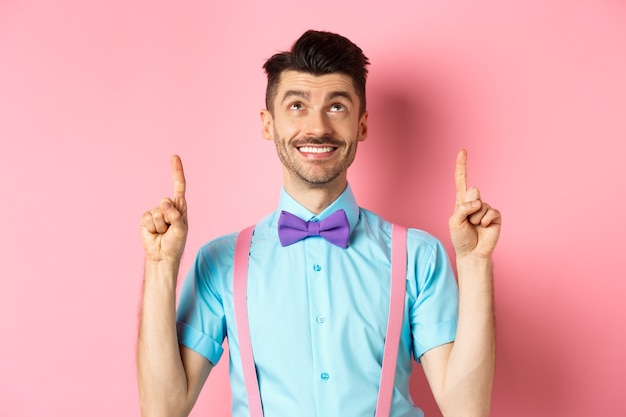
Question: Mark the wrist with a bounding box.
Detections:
[143,259,181,285]
[455,254,494,287]
[455,253,493,268]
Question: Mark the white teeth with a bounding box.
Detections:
[299,146,334,153]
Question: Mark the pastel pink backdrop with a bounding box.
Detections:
[1,1,624,416]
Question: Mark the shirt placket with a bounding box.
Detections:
[304,235,334,417]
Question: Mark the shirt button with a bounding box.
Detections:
[313,264,322,272]
[320,372,330,381]
[316,315,325,324]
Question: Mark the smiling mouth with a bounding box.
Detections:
[298,146,336,153]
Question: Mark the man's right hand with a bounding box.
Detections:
[140,155,188,263]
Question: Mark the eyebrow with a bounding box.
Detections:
[281,90,309,104]
[328,91,354,103]
[280,90,354,105]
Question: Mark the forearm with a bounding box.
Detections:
[137,260,190,417]
[442,256,495,417]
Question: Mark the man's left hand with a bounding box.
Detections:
[449,149,502,259]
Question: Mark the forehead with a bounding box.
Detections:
[275,70,358,101]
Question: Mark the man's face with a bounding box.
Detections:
[261,70,368,189]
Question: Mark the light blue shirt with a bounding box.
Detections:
[177,185,459,417]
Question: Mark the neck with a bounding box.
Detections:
[283,176,347,215]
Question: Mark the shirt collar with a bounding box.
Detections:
[277,184,359,234]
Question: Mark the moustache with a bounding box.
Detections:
[292,137,343,147]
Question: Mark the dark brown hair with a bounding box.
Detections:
[263,30,370,115]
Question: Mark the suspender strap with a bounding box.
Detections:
[375,224,407,417]
[233,224,407,417]
[233,225,263,417]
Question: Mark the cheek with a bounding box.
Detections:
[335,120,361,139]
[273,119,302,139]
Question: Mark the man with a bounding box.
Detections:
[138,30,501,417]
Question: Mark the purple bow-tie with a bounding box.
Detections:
[277,209,350,248]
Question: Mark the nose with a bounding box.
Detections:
[304,109,332,138]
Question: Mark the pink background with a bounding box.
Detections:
[1,1,625,416]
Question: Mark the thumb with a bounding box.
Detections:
[450,200,482,227]
[161,199,186,231]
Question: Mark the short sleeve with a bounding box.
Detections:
[176,241,231,365]
[407,231,459,361]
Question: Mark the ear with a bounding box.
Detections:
[358,111,368,142]
[260,109,274,141]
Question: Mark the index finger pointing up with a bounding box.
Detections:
[171,154,186,198]
[455,149,468,204]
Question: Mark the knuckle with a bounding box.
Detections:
[140,212,153,228]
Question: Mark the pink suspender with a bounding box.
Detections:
[233,226,262,417]
[233,224,407,417]
[375,224,407,417]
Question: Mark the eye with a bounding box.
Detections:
[289,102,304,111]
[329,103,346,112]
